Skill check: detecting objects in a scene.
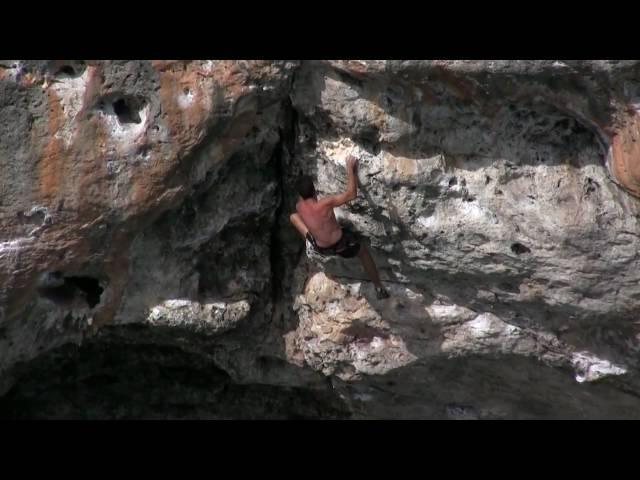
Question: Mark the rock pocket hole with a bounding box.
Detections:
[38,272,105,309]
[113,98,141,124]
[54,61,86,79]
[97,94,145,126]
[584,177,599,195]
[355,126,381,155]
[510,243,531,255]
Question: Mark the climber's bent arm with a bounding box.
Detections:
[322,155,358,208]
[289,213,309,239]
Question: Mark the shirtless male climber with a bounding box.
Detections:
[289,155,390,299]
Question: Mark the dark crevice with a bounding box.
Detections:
[38,272,105,309]
[269,150,285,305]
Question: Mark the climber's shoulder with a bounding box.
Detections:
[318,194,348,210]
[297,196,338,217]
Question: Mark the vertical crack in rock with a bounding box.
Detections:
[268,113,288,310]
[268,85,301,316]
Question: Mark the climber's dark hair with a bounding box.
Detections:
[296,175,316,199]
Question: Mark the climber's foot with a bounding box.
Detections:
[375,285,390,299]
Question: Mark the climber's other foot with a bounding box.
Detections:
[376,285,390,299]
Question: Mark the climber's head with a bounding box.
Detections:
[296,175,316,199]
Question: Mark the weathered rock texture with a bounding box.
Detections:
[2,60,640,419]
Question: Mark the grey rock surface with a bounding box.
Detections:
[2,60,640,419]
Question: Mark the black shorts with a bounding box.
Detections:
[311,228,361,258]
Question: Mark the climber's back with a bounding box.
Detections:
[295,188,342,247]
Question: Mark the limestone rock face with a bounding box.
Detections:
[2,60,640,419]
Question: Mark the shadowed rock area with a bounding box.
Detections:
[2,60,640,419]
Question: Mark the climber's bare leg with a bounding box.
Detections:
[357,245,389,298]
[289,213,309,239]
